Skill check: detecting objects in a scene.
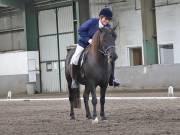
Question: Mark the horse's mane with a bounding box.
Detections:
[92,30,101,49]
[91,28,116,53]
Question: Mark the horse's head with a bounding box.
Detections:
[93,26,118,62]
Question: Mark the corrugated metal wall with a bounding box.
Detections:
[38,6,74,93]
[58,6,74,92]
[0,10,25,51]
[38,9,60,92]
[58,6,74,60]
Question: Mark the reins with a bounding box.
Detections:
[98,46,115,56]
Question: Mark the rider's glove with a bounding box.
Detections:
[88,39,93,44]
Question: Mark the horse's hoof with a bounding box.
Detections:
[92,117,99,124]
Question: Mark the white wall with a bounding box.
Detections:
[92,0,180,67]
[89,0,143,67]
[27,51,39,82]
[0,51,40,94]
[0,51,28,76]
[156,3,180,64]
[115,64,180,90]
[112,0,143,67]
[112,0,180,66]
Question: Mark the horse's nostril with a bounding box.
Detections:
[109,55,114,61]
[109,54,117,61]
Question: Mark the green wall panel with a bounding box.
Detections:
[25,1,38,51]
[143,39,158,65]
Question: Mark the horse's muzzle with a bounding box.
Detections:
[109,51,118,62]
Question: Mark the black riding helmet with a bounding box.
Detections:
[99,8,113,20]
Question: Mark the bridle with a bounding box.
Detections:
[98,45,115,56]
[96,28,116,56]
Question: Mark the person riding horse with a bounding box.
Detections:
[70,8,120,89]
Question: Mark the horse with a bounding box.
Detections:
[65,27,117,122]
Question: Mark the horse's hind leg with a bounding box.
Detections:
[83,85,92,119]
[68,82,75,120]
[100,86,107,120]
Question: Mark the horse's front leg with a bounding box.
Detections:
[83,85,92,119]
[90,85,97,120]
[100,86,107,120]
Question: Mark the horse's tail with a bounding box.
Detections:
[73,87,81,108]
[65,47,81,108]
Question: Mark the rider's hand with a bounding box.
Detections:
[88,39,93,44]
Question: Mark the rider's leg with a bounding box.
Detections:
[70,45,84,89]
[109,62,120,87]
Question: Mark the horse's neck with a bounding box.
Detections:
[89,43,108,66]
[89,42,98,56]
[88,32,109,66]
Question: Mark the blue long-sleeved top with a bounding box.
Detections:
[78,18,111,48]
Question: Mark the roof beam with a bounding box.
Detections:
[0,0,25,9]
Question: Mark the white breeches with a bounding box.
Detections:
[70,45,84,65]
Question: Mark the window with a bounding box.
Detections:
[129,47,142,66]
[159,44,174,64]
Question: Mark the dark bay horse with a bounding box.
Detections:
[65,27,117,122]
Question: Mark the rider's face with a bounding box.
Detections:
[100,16,110,26]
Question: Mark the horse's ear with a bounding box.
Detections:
[112,22,119,31]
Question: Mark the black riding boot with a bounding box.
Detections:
[109,62,120,87]
[71,64,79,89]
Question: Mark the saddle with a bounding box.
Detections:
[78,45,90,67]
[76,45,91,82]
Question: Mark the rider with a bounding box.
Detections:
[70,7,120,89]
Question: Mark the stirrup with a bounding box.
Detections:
[109,80,120,87]
[113,80,120,87]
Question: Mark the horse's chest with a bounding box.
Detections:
[79,56,111,85]
[88,66,110,80]
[99,70,110,80]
